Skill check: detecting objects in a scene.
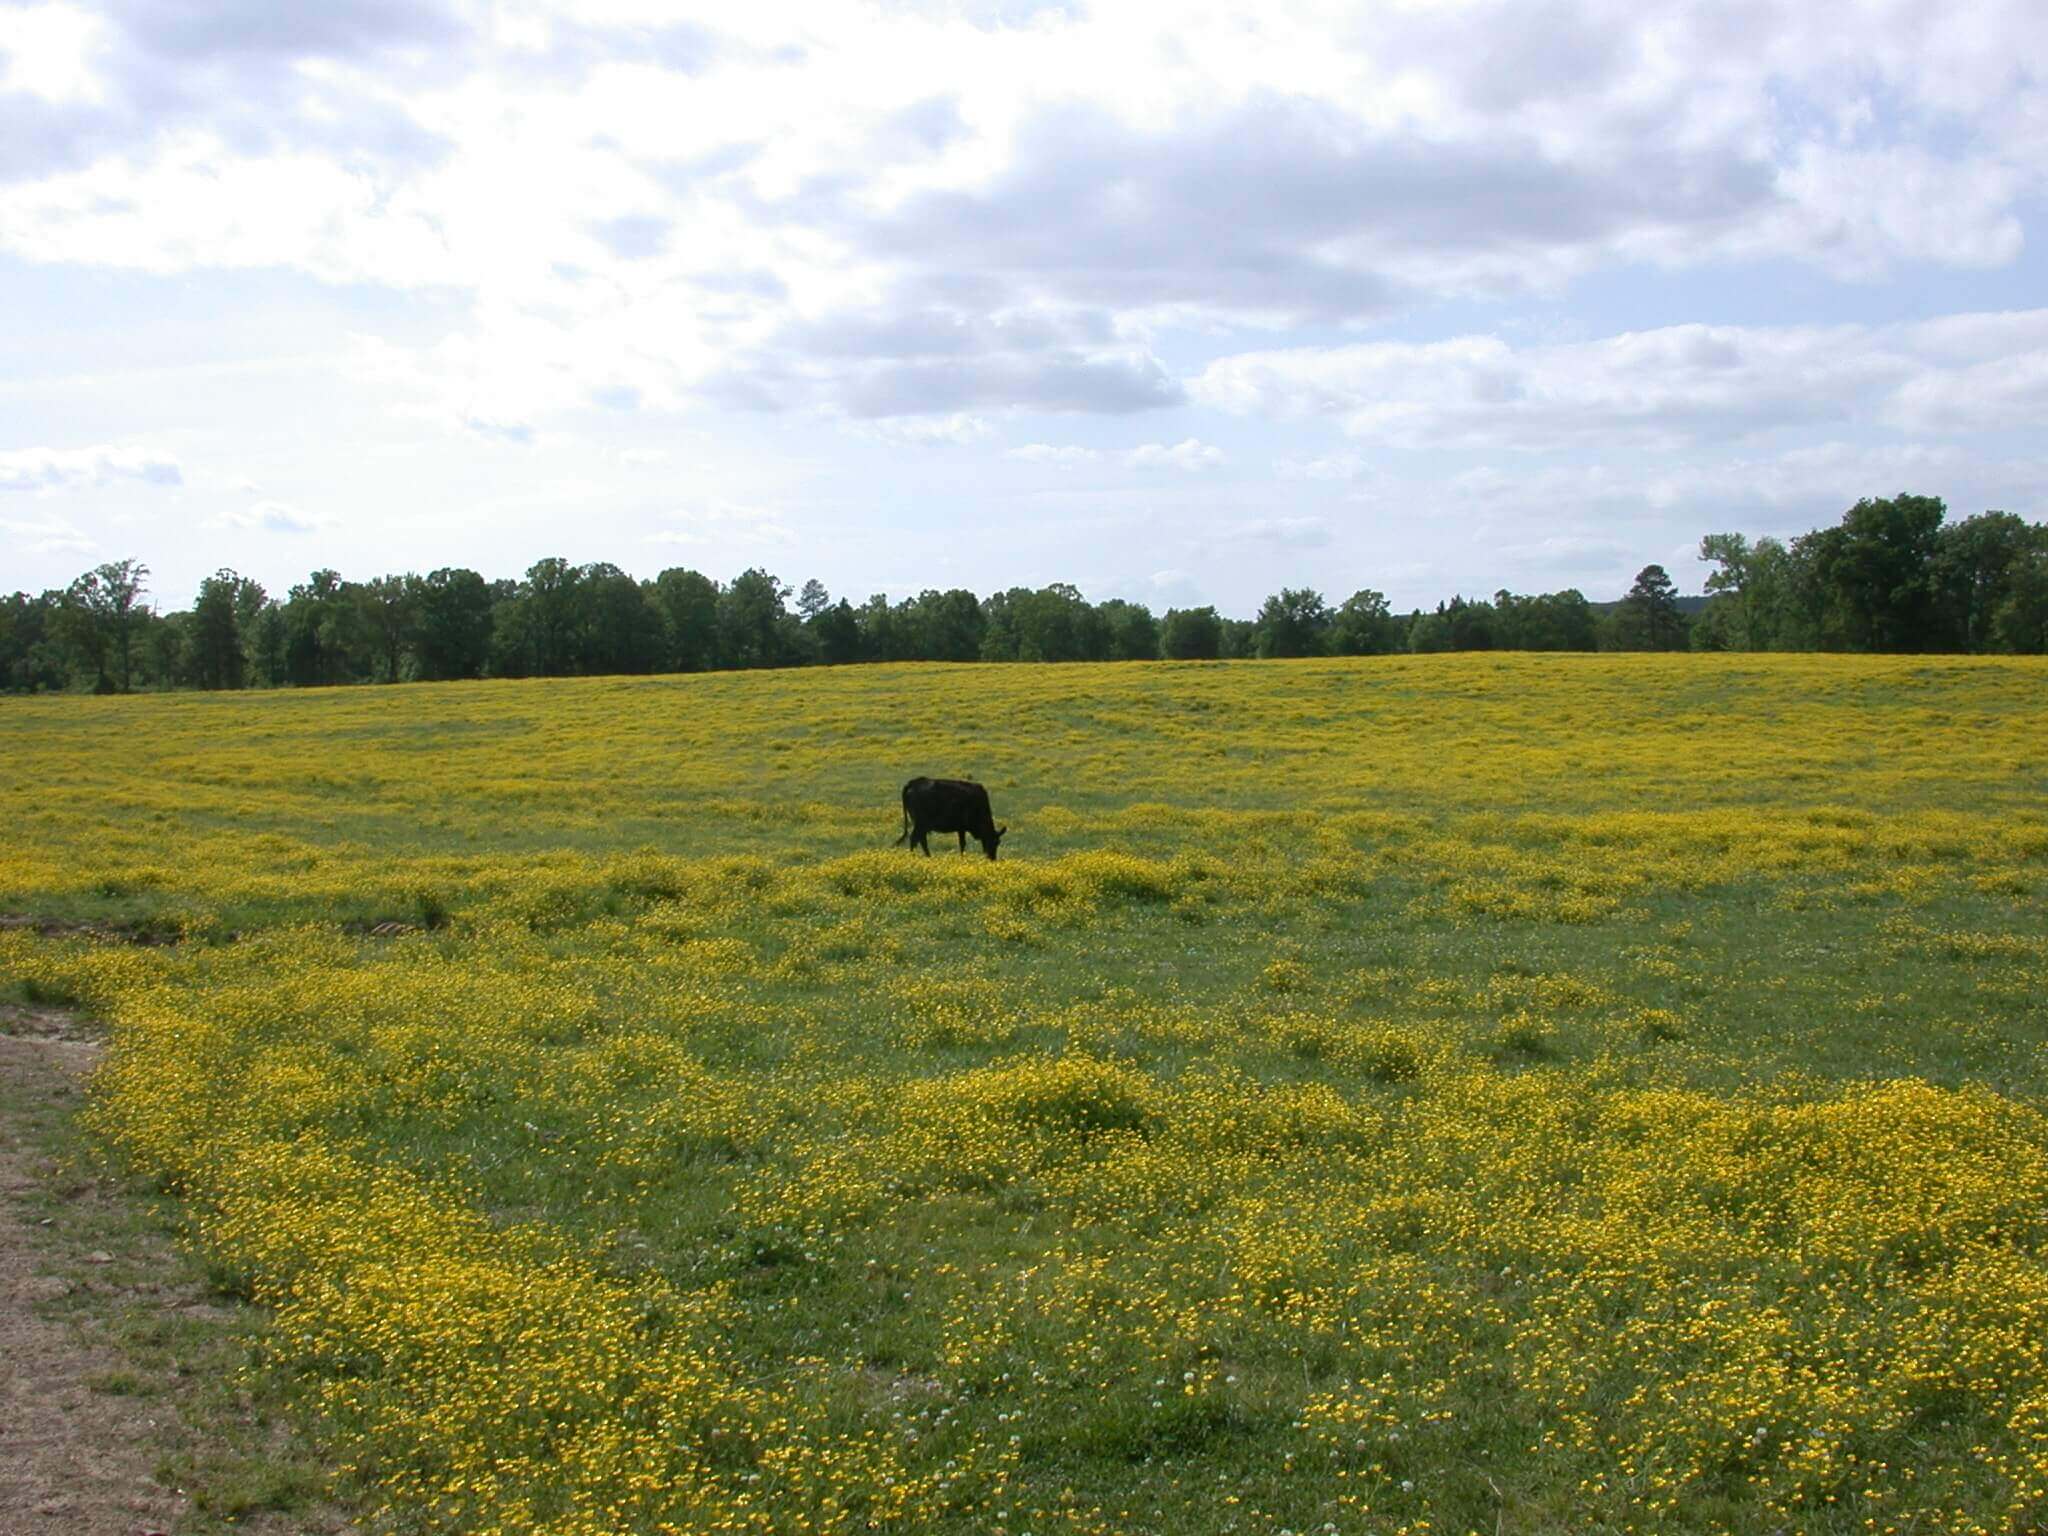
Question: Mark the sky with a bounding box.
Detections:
[3,0,2045,617]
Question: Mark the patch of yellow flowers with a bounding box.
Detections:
[3,652,2047,1534]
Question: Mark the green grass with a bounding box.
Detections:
[3,655,2047,1534]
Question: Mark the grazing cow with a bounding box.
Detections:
[896,777,1008,860]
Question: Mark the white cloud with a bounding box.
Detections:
[0,513,95,554]
[1132,566,1205,608]
[4,0,2040,427]
[0,2,109,103]
[1489,533,1638,578]
[342,318,712,445]
[464,416,536,446]
[1234,515,1331,548]
[2,2,2044,611]
[1,134,460,285]
[1276,452,1369,482]
[847,412,993,447]
[1193,310,2048,451]
[1124,438,1225,471]
[0,442,182,492]
[1772,143,2026,276]
[1357,442,2048,597]
[208,500,328,534]
[1006,443,1099,464]
[648,499,795,547]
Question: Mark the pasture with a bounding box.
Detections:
[4,653,2047,1536]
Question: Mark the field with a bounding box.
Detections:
[4,653,2048,1536]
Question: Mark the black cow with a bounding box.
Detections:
[896,777,1007,860]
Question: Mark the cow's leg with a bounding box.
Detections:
[914,824,932,856]
[957,831,968,854]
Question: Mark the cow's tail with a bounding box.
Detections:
[893,804,910,845]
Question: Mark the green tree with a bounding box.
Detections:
[1933,511,2048,652]
[55,585,111,690]
[1448,596,1498,650]
[414,568,493,681]
[902,588,986,661]
[1613,565,1687,651]
[717,568,791,669]
[1698,533,1810,650]
[191,569,248,689]
[1330,589,1399,655]
[1409,596,1496,652]
[1749,537,1803,649]
[977,590,1018,661]
[0,591,68,692]
[353,573,418,683]
[1798,494,1947,651]
[1160,606,1223,660]
[1026,584,1091,663]
[651,568,720,672]
[284,570,352,685]
[229,576,268,678]
[245,602,287,686]
[1494,589,1596,651]
[62,559,150,691]
[858,593,906,662]
[1254,587,1331,658]
[1073,597,1114,662]
[987,585,1091,663]
[1407,609,1451,653]
[1992,548,2048,654]
[1097,599,1159,661]
[488,582,536,678]
[144,608,188,688]
[813,598,862,664]
[1545,590,1598,651]
[796,578,831,623]
[1698,533,1759,650]
[0,594,19,690]
[1688,599,1739,652]
[576,564,664,674]
[522,558,581,677]
[104,559,149,692]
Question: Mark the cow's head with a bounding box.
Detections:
[979,824,1008,861]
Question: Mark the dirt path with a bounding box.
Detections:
[0,1006,188,1536]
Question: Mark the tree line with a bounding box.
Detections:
[3,494,2043,694]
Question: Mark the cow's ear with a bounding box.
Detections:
[996,824,1008,836]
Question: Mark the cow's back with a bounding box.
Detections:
[904,776,990,826]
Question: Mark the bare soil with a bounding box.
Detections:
[0,1007,186,1536]
[0,1004,351,1536]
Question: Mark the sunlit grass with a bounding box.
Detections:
[3,653,2047,1534]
